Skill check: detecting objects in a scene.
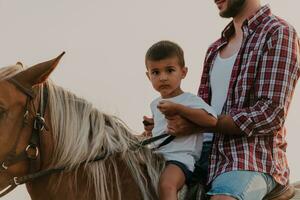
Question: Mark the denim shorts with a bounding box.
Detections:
[207,170,277,200]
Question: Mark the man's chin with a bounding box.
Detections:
[219,9,239,18]
[219,11,232,18]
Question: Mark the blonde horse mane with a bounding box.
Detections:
[0,64,23,80]
[0,65,164,200]
[47,81,165,199]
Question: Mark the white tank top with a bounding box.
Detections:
[203,52,238,142]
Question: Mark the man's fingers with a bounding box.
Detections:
[157,104,163,110]
[158,100,166,104]
[166,127,176,136]
[165,115,174,120]
[157,101,167,109]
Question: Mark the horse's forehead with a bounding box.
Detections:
[0,81,25,105]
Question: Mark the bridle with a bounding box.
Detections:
[0,78,48,196]
[0,78,174,197]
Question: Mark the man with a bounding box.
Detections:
[164,0,300,199]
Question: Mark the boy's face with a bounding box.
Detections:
[146,57,187,99]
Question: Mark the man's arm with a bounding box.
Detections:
[165,115,202,136]
[166,27,299,137]
[205,27,299,137]
[166,114,242,136]
[206,114,241,135]
[229,26,300,137]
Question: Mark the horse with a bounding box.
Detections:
[0,53,299,200]
[0,53,165,200]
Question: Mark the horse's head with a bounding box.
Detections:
[0,52,64,196]
[0,52,164,200]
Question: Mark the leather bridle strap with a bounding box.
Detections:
[0,81,47,172]
[0,97,32,171]
[0,83,48,197]
[0,132,174,194]
[135,133,175,150]
[0,183,17,197]
[139,120,176,150]
[138,133,170,146]
[8,79,35,99]
[153,135,175,150]
[16,152,108,185]
[28,85,48,172]
[0,152,108,197]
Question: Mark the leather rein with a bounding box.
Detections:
[0,79,174,197]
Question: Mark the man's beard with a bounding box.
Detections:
[220,0,246,18]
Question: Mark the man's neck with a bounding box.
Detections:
[220,1,262,57]
[232,1,261,38]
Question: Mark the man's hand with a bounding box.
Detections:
[165,115,204,136]
[157,100,179,116]
[216,114,241,135]
[142,116,154,137]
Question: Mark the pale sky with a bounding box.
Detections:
[0,0,299,199]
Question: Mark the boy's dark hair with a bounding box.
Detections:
[145,40,185,67]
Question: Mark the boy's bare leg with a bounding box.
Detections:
[159,164,186,200]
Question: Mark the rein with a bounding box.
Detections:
[0,79,174,197]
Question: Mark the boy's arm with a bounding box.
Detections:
[157,100,217,128]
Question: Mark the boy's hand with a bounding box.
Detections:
[141,131,152,137]
[157,100,179,116]
[142,116,154,137]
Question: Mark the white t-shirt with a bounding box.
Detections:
[203,52,237,142]
[150,92,216,171]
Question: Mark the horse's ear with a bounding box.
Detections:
[16,62,24,68]
[11,52,65,88]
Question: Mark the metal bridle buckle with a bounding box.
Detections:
[1,162,8,170]
[33,114,45,131]
[13,177,20,186]
[25,145,39,159]
[23,110,29,118]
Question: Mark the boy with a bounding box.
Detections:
[144,40,217,200]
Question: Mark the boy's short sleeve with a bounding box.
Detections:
[187,94,217,119]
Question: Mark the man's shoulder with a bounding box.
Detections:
[204,38,222,60]
[207,38,222,52]
[259,14,297,36]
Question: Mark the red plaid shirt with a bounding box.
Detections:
[198,5,300,185]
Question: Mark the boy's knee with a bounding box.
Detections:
[159,179,177,193]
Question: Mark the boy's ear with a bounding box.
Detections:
[182,67,188,79]
[146,71,150,80]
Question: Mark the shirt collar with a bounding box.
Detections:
[221,4,272,40]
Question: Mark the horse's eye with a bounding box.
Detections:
[0,108,7,119]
